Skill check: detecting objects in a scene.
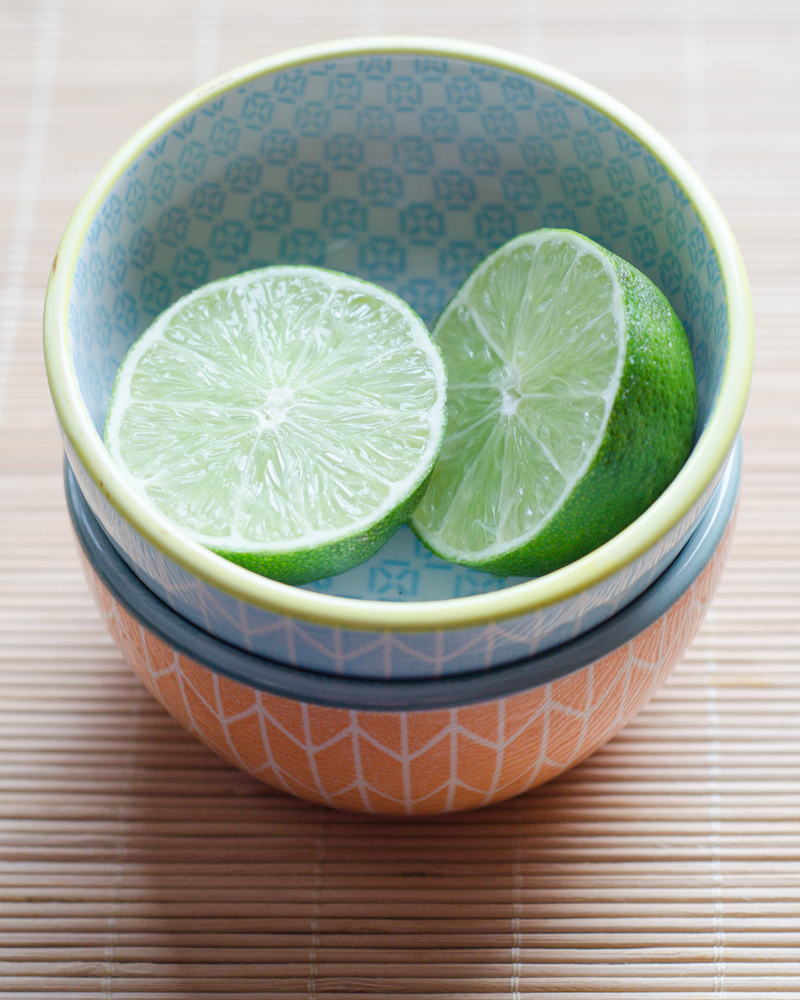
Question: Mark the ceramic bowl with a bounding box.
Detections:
[46,38,753,680]
[67,435,740,815]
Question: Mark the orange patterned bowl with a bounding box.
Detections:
[68,440,740,815]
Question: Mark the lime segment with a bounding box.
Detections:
[105,266,447,585]
[410,229,697,577]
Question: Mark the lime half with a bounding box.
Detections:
[410,229,697,578]
[105,266,447,585]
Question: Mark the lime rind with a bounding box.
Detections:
[105,266,447,584]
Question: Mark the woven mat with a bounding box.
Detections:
[2,1,798,996]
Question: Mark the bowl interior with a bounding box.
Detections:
[56,40,741,610]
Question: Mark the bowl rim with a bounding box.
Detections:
[45,35,754,633]
[67,437,740,711]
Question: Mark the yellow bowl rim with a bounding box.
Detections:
[44,35,754,632]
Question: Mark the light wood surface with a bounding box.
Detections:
[2,0,799,995]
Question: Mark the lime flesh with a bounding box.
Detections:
[104,266,447,585]
[410,229,697,577]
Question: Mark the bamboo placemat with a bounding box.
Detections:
[2,1,798,996]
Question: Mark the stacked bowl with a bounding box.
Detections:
[44,38,753,814]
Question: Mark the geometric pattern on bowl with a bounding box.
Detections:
[55,41,742,680]
[79,511,734,814]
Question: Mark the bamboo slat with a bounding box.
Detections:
[1,0,799,995]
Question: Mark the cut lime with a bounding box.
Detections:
[104,266,447,585]
[409,229,697,577]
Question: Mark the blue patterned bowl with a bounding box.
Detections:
[45,38,752,680]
